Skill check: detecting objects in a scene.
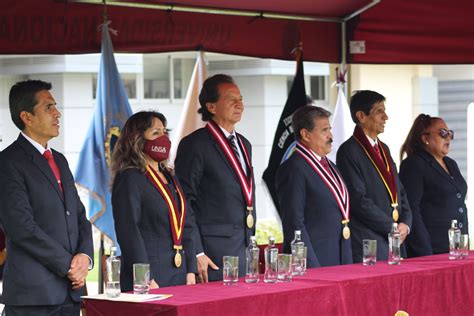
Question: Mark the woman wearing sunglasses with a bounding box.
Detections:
[399,114,468,257]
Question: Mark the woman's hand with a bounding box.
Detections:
[186,273,196,285]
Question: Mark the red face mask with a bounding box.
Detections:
[143,135,171,162]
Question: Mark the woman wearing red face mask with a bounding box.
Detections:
[399,114,468,257]
[111,111,196,291]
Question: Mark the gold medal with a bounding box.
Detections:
[342,225,351,240]
[392,209,399,222]
[174,251,182,268]
[246,213,254,228]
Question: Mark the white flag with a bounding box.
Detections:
[328,86,354,162]
[169,51,208,167]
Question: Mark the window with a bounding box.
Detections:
[310,76,327,101]
[143,55,195,100]
[286,75,328,102]
[144,55,170,99]
[93,74,137,99]
[173,58,195,99]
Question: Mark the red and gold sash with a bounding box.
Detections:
[353,126,399,216]
[295,142,350,222]
[145,165,186,253]
[206,120,254,211]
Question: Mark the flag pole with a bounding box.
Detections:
[98,233,105,294]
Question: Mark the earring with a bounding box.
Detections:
[426,142,429,145]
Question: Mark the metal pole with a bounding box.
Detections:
[98,233,104,294]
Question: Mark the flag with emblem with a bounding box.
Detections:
[262,48,307,217]
[75,21,133,251]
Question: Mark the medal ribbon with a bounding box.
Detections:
[295,142,350,220]
[206,121,253,208]
[145,165,186,248]
[352,125,398,206]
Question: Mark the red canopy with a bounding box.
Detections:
[0,0,473,64]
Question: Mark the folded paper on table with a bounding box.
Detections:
[82,293,172,303]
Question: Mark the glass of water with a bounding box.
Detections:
[133,263,150,294]
[277,254,293,282]
[223,256,239,285]
[460,234,469,259]
[363,239,377,266]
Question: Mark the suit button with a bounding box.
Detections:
[457,193,462,199]
[459,222,463,229]
[66,211,71,216]
[459,208,464,213]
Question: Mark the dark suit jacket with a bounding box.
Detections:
[175,127,256,281]
[0,134,93,306]
[112,168,197,291]
[276,154,352,268]
[399,149,468,257]
[336,136,412,262]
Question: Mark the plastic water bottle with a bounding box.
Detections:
[245,236,260,283]
[105,246,121,297]
[290,230,304,275]
[448,220,461,260]
[388,223,401,265]
[264,236,278,283]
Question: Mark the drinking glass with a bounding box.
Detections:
[363,239,377,266]
[277,254,292,282]
[133,263,150,294]
[223,256,239,285]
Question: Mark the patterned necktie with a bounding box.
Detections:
[320,156,332,173]
[228,135,241,160]
[43,150,63,193]
[373,143,383,161]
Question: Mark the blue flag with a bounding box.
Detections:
[75,22,133,252]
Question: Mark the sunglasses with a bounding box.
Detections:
[430,128,454,140]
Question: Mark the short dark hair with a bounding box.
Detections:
[349,90,385,124]
[292,105,331,141]
[9,80,52,130]
[198,74,235,121]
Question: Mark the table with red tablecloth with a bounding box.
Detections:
[84,252,474,316]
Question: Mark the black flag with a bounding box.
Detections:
[262,49,307,217]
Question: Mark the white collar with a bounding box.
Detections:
[21,132,50,155]
[218,125,237,139]
[365,134,378,147]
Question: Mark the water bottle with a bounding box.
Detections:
[448,220,461,260]
[290,230,304,275]
[388,223,401,265]
[245,236,260,283]
[105,246,121,297]
[264,236,278,283]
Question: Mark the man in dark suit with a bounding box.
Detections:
[175,74,255,282]
[336,90,412,263]
[276,106,352,268]
[0,80,93,315]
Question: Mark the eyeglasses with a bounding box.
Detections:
[424,128,454,140]
[438,128,454,140]
[431,128,454,140]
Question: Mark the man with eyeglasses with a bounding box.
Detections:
[336,90,412,263]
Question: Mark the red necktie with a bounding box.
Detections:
[320,157,332,173]
[43,150,63,193]
[373,144,383,161]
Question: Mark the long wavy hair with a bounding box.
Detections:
[110,111,168,182]
[400,113,441,161]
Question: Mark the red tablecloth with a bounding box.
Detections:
[85,252,474,316]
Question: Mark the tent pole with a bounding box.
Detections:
[341,21,348,97]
